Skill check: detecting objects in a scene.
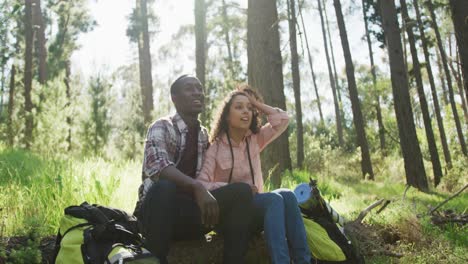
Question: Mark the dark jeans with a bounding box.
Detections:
[137,179,254,264]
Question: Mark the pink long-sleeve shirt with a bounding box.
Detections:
[197,109,289,193]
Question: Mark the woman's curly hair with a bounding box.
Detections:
[209,84,264,143]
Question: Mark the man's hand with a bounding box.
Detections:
[250,184,258,194]
[192,182,219,228]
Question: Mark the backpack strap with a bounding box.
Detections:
[64,202,110,224]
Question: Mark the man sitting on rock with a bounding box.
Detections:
[134,75,254,264]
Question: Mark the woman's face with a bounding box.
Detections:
[227,95,253,131]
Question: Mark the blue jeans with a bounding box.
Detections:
[253,189,311,264]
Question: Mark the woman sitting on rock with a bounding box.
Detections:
[197,85,311,264]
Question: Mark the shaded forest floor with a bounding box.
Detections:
[0,146,467,263]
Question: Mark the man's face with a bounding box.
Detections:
[172,77,205,115]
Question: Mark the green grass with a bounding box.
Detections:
[0,147,140,237]
[277,167,468,263]
[1,146,467,263]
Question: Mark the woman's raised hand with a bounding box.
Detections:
[243,90,262,113]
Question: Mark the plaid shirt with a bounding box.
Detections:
[135,113,209,215]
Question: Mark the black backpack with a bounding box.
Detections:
[53,202,159,264]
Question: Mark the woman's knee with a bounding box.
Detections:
[274,189,299,207]
[256,192,284,208]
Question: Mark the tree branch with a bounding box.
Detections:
[429,183,468,215]
[355,199,386,223]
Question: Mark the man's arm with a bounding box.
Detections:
[143,121,219,227]
[160,166,219,227]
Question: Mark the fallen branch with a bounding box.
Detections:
[429,183,468,215]
[355,199,385,223]
[370,249,403,258]
[376,200,391,214]
[431,218,468,225]
[402,185,410,201]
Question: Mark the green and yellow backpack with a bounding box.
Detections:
[53,202,159,264]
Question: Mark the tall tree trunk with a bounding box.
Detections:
[402,23,408,69]
[32,0,47,84]
[449,43,468,126]
[8,64,16,147]
[137,0,154,127]
[333,0,374,180]
[450,0,468,124]
[401,0,443,186]
[324,0,345,128]
[299,5,324,124]
[221,0,235,78]
[435,49,450,105]
[361,0,385,154]
[317,0,343,146]
[0,60,5,119]
[195,0,206,86]
[413,0,452,169]
[248,0,292,188]
[287,0,304,168]
[195,0,207,125]
[380,0,428,192]
[447,34,468,126]
[427,0,467,156]
[65,60,72,151]
[24,0,34,149]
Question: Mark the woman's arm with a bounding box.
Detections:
[245,93,289,150]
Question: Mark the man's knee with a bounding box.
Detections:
[147,179,177,201]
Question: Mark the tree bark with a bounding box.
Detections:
[361,0,385,154]
[0,59,5,119]
[380,0,428,192]
[451,51,468,126]
[24,0,34,149]
[448,38,468,126]
[248,0,292,187]
[195,0,208,126]
[450,0,468,125]
[401,0,443,186]
[317,0,343,147]
[413,0,452,169]
[136,0,154,126]
[32,0,47,84]
[333,0,374,180]
[427,0,467,156]
[435,48,450,105]
[299,5,324,124]
[324,0,345,130]
[221,0,235,78]
[287,0,304,168]
[8,64,16,147]
[195,0,206,86]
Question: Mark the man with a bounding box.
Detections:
[134,75,254,264]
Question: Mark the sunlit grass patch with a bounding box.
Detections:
[0,148,140,237]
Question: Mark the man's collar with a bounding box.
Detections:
[173,112,200,133]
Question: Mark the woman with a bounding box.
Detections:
[197,85,311,264]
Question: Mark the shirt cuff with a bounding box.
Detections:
[267,108,289,126]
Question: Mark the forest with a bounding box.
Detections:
[0,0,467,263]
